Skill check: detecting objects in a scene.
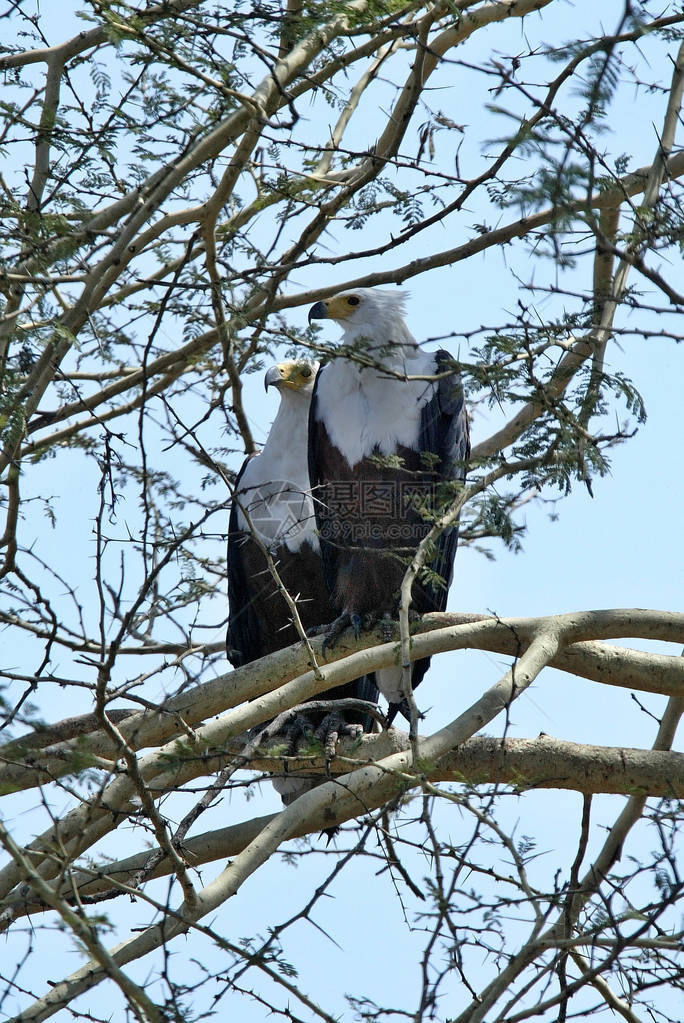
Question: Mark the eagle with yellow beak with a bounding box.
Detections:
[308,289,470,724]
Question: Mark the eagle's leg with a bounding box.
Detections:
[313,712,364,843]
[386,697,426,727]
[271,711,361,842]
[386,699,411,727]
[319,611,351,654]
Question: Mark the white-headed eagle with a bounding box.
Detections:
[308,289,470,724]
[226,359,377,804]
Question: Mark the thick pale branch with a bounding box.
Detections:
[4,734,681,922]
[2,7,683,1020]
[0,631,561,1019]
[425,0,552,77]
[2,609,683,796]
[0,0,205,71]
[2,626,676,754]
[0,623,553,905]
[8,618,669,1011]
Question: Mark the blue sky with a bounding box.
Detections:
[2,1,683,1020]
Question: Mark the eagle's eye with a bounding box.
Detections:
[301,366,312,378]
[346,295,360,306]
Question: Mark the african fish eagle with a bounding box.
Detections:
[226,359,377,804]
[308,289,470,723]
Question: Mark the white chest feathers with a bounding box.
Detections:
[236,463,319,554]
[235,396,318,554]
[314,351,437,467]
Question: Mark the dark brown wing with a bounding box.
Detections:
[413,349,470,616]
[226,456,261,667]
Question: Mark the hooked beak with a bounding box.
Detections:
[264,365,282,391]
[308,300,328,322]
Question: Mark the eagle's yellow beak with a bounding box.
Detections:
[308,293,361,322]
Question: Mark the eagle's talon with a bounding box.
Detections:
[283,713,314,755]
[321,611,378,652]
[321,612,352,655]
[314,711,364,762]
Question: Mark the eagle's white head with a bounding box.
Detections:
[308,288,413,348]
[263,358,319,396]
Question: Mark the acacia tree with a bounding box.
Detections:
[0,1,683,1020]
